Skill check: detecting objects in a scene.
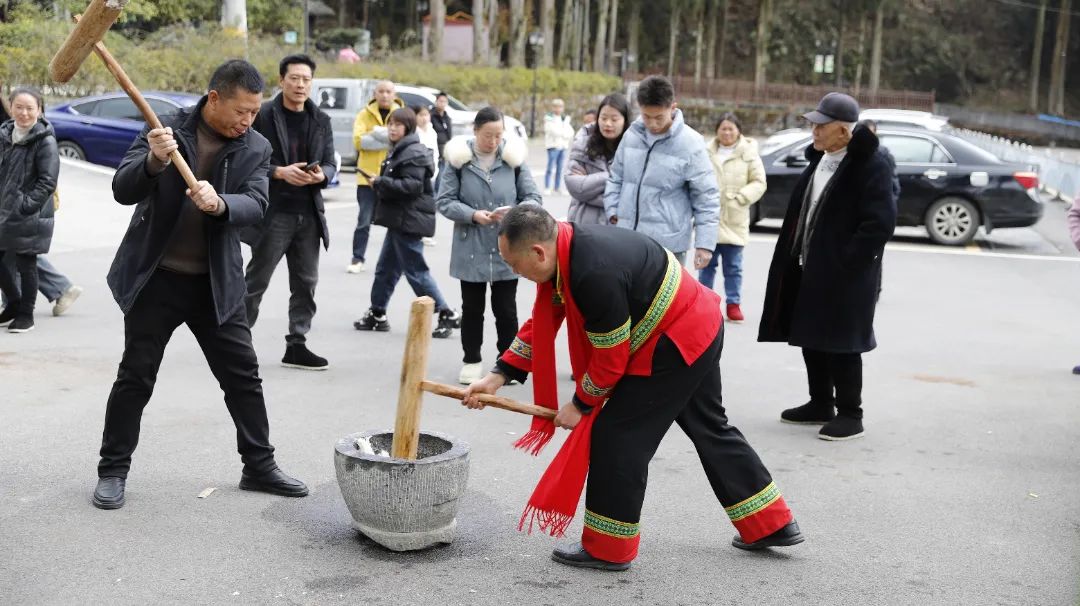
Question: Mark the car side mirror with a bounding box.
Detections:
[785,154,809,168]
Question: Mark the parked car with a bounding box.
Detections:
[310,78,528,167]
[859,108,949,131]
[757,127,1043,245]
[46,91,201,167]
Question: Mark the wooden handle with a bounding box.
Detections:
[83,27,199,190]
[392,297,436,460]
[420,380,557,420]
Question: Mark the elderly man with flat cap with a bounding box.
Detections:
[758,92,897,441]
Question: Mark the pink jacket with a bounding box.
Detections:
[1068,198,1080,251]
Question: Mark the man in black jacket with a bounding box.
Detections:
[759,93,898,442]
[93,60,308,510]
[243,54,336,370]
[430,92,451,193]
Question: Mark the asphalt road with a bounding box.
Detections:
[1,142,1078,605]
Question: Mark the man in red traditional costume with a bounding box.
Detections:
[463,205,803,571]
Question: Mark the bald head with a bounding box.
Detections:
[375,80,396,109]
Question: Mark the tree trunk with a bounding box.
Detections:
[1048,0,1072,114]
[693,0,705,83]
[1028,0,1048,113]
[558,0,575,68]
[753,0,772,90]
[541,0,556,67]
[580,0,592,71]
[607,0,620,72]
[717,0,729,78]
[473,0,489,64]
[835,8,846,86]
[221,0,248,34]
[869,0,885,96]
[509,0,526,67]
[594,0,611,73]
[667,0,681,77]
[488,0,500,67]
[627,0,640,75]
[704,0,717,80]
[430,0,446,63]
[854,12,867,95]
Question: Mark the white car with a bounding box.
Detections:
[394,84,529,141]
[859,109,949,131]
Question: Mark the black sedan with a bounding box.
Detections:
[755,128,1043,245]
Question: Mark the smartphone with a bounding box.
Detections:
[357,167,375,180]
[303,161,319,172]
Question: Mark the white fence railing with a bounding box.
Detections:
[948,127,1079,202]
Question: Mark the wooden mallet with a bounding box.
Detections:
[49,0,199,190]
[390,297,555,460]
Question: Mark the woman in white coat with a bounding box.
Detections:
[698,112,766,323]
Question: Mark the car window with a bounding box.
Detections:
[446,94,470,111]
[146,98,180,118]
[930,144,953,164]
[93,97,142,121]
[879,135,935,163]
[398,92,431,110]
[315,87,348,109]
[70,100,98,115]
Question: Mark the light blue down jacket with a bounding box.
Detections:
[603,109,720,253]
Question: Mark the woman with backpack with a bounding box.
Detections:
[354,107,461,338]
[437,107,542,384]
[0,87,60,333]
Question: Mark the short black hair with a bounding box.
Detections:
[474,106,504,129]
[279,54,316,78]
[208,59,265,99]
[498,205,556,248]
[435,91,448,100]
[389,107,417,135]
[714,112,743,135]
[636,75,675,107]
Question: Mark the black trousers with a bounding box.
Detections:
[459,279,518,364]
[802,348,863,419]
[0,251,37,315]
[586,329,778,534]
[98,269,277,479]
[244,211,321,345]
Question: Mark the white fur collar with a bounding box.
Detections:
[443,135,528,169]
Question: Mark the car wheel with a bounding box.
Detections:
[925,196,979,246]
[57,141,86,162]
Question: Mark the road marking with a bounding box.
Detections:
[60,157,116,177]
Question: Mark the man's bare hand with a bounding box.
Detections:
[276,162,319,186]
[462,373,507,409]
[308,164,326,183]
[147,127,178,163]
[187,180,223,215]
[554,402,582,430]
[693,247,713,270]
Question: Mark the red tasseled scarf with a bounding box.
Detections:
[514,222,595,537]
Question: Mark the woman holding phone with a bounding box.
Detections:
[353,107,460,337]
[437,107,542,385]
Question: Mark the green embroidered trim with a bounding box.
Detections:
[587,319,631,349]
[580,373,611,398]
[508,337,532,360]
[724,482,782,522]
[630,252,682,352]
[584,510,640,538]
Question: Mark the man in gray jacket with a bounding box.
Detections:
[604,76,719,270]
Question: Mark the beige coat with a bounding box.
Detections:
[710,135,766,246]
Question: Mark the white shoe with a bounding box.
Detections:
[52,285,83,316]
[544,188,553,196]
[346,261,365,274]
[421,237,437,247]
[458,362,484,385]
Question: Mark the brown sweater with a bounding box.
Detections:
[158,118,228,275]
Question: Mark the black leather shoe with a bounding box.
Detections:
[92,477,126,510]
[551,542,630,571]
[239,467,309,497]
[732,520,805,550]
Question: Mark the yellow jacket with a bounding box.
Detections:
[352,97,404,186]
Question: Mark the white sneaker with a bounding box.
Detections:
[458,362,484,385]
[52,285,82,316]
[544,188,553,196]
[421,237,437,247]
[346,261,365,274]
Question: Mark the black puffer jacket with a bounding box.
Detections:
[0,118,59,255]
[372,132,436,237]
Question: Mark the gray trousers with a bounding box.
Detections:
[244,211,321,345]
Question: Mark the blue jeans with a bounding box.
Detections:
[352,186,376,264]
[370,229,449,313]
[698,244,744,304]
[1,255,71,305]
[545,147,565,190]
